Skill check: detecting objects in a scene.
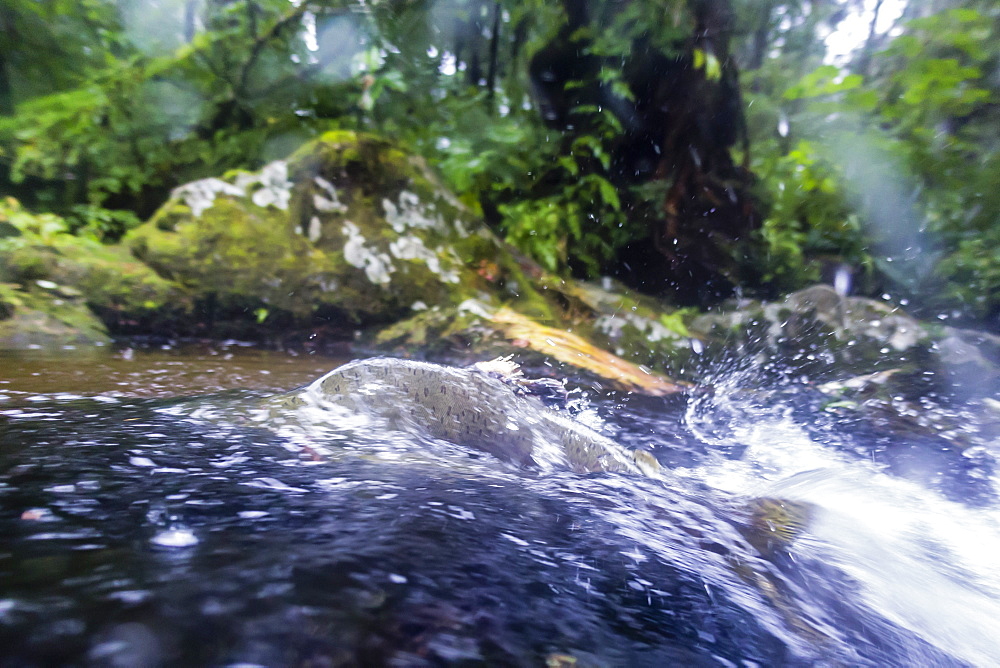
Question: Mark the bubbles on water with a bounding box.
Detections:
[244,477,309,493]
[88,622,165,667]
[150,528,199,548]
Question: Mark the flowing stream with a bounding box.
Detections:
[1,344,998,666]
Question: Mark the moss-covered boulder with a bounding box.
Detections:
[0,281,110,350]
[129,131,555,329]
[0,199,177,350]
[123,131,699,391]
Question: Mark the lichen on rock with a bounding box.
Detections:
[172,178,245,217]
[128,131,533,329]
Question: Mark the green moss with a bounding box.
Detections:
[289,131,414,200]
[0,199,179,340]
[0,285,110,350]
[147,203,192,232]
[130,131,476,325]
[375,307,453,347]
[133,200,313,311]
[4,237,174,314]
[0,282,24,318]
[48,238,178,314]
[372,303,503,355]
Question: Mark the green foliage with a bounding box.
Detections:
[692,48,723,81]
[783,65,864,100]
[859,7,998,320]
[499,172,629,275]
[0,0,694,288]
[0,198,72,247]
[431,107,634,276]
[1,0,997,327]
[752,140,871,289]
[742,3,999,323]
[0,0,354,216]
[658,310,692,338]
[65,205,142,242]
[0,63,185,205]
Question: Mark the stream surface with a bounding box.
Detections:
[1,343,999,666]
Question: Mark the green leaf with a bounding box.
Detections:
[596,177,621,210]
[558,156,580,176]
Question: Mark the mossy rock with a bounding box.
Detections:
[130,131,555,328]
[0,199,176,345]
[125,129,698,387]
[6,239,181,319]
[0,282,110,350]
[555,279,696,377]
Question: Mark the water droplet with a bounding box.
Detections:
[834,266,852,296]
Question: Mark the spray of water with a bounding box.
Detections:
[683,357,1000,666]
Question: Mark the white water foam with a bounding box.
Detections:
[683,374,1000,666]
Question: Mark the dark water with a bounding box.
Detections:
[0,343,337,399]
[2,345,999,666]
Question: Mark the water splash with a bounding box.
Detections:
[682,356,1000,665]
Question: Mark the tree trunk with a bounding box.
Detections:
[485,2,501,100]
[0,5,16,115]
[854,0,885,76]
[529,0,759,303]
[745,1,776,71]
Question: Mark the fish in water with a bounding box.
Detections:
[263,357,663,476]
[257,357,818,633]
[260,358,811,550]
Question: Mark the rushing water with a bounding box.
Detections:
[1,344,999,666]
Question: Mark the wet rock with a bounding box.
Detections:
[689,284,932,378]
[259,357,668,474]
[687,285,1000,456]
[935,327,1000,398]
[0,287,110,350]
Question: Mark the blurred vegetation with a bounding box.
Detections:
[0,0,997,327]
[737,0,999,325]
